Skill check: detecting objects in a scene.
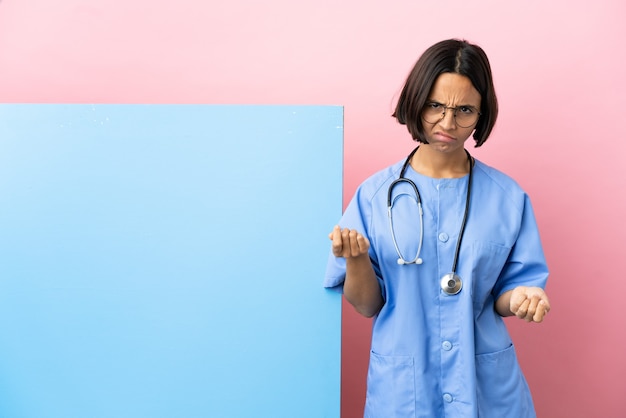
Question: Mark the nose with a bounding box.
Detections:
[438,108,457,130]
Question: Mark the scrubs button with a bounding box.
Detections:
[442,341,452,351]
[443,393,453,403]
[438,233,449,242]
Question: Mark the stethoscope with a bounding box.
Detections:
[387,146,474,295]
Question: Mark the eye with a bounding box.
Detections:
[458,106,476,115]
[426,101,443,110]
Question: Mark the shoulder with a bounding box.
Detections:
[473,159,522,189]
[473,159,528,210]
[339,160,404,235]
[352,160,404,202]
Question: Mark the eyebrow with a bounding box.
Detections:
[427,99,479,109]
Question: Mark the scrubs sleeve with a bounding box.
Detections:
[492,194,549,300]
[323,185,384,294]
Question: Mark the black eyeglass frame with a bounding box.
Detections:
[421,101,482,128]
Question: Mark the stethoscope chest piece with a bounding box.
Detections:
[440,273,462,295]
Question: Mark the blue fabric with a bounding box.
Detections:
[324,157,548,418]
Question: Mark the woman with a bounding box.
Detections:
[325,39,551,417]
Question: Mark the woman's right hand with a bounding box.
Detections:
[329,225,370,259]
[329,225,382,317]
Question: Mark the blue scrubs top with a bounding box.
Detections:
[324,157,548,418]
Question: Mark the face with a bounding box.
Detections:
[422,72,481,154]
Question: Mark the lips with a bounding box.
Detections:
[433,132,456,142]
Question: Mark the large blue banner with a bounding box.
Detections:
[0,105,342,418]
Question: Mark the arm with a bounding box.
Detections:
[495,286,550,322]
[493,193,551,323]
[329,225,384,318]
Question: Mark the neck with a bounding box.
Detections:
[409,145,470,179]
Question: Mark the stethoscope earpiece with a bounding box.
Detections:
[397,258,421,265]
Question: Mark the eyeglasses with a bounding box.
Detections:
[422,101,481,128]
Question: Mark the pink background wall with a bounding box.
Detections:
[1,1,625,416]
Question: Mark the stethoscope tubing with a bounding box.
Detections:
[387,146,474,293]
[387,177,424,265]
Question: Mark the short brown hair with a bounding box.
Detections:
[392,39,498,147]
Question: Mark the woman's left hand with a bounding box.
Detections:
[509,286,551,323]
